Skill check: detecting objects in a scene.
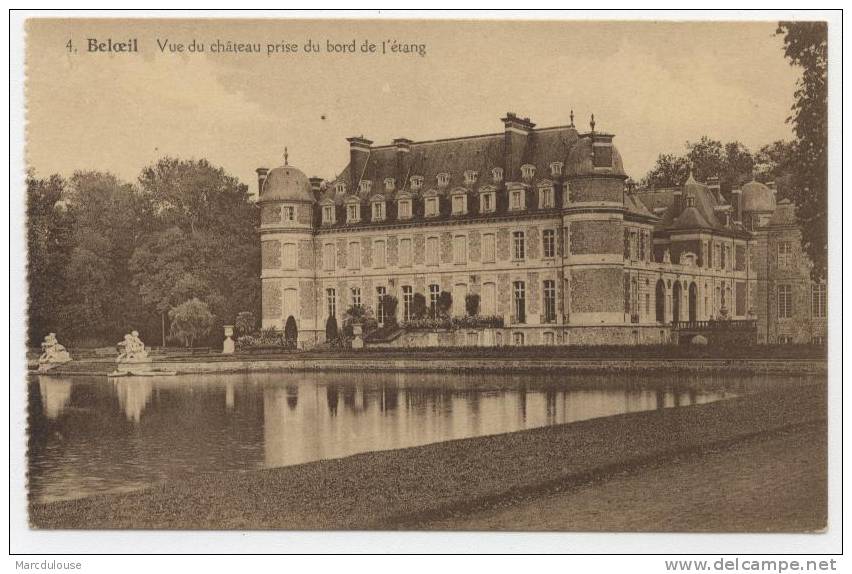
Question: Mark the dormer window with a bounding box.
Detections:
[398,197,413,219]
[550,162,564,178]
[464,170,478,186]
[479,186,496,214]
[508,185,526,211]
[521,164,536,181]
[437,173,450,188]
[425,195,439,217]
[322,203,336,225]
[359,180,372,195]
[372,200,386,221]
[410,175,424,191]
[384,177,395,191]
[283,206,295,221]
[491,167,503,183]
[451,191,468,215]
[346,201,361,223]
[538,183,555,209]
[334,181,347,195]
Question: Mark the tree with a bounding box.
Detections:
[380,295,398,327]
[641,153,690,190]
[342,304,377,338]
[465,293,480,316]
[325,315,339,342]
[235,311,256,336]
[284,316,298,348]
[642,138,755,195]
[777,21,828,279]
[26,172,74,345]
[411,293,427,319]
[437,291,453,318]
[169,298,214,347]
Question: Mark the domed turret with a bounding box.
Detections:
[741,179,776,213]
[260,160,314,203]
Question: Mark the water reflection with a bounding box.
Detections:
[27,370,806,504]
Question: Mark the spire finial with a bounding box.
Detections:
[569,109,575,127]
[283,148,289,166]
[590,114,596,132]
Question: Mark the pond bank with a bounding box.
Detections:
[30,382,826,530]
[44,355,827,377]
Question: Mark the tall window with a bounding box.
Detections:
[452,194,466,215]
[482,282,496,316]
[812,283,826,318]
[624,229,630,260]
[513,281,526,323]
[376,286,387,324]
[348,241,361,269]
[720,244,727,270]
[372,201,385,221]
[714,243,721,269]
[350,287,361,309]
[639,231,646,261]
[426,236,439,266]
[482,233,496,263]
[429,284,440,315]
[374,240,387,268]
[399,237,412,267]
[778,284,793,319]
[453,235,467,264]
[481,192,494,213]
[283,243,297,269]
[346,203,360,223]
[512,231,525,260]
[283,206,295,221]
[402,286,413,322]
[326,288,336,318]
[542,229,556,259]
[539,187,554,209]
[322,243,336,271]
[425,197,439,217]
[778,241,792,268]
[543,280,556,323]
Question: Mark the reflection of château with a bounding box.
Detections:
[257,112,826,346]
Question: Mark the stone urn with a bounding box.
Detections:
[222,325,235,354]
[351,323,364,349]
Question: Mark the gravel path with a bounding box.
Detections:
[29,382,826,530]
[419,422,827,532]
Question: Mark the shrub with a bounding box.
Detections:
[342,304,378,338]
[235,311,256,336]
[168,298,214,347]
[284,316,298,348]
[411,293,427,319]
[437,291,452,318]
[325,315,339,342]
[465,293,480,317]
[381,295,399,326]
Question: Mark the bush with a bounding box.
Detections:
[342,304,378,338]
[437,291,452,318]
[465,293,480,317]
[235,311,256,336]
[284,316,298,348]
[411,293,427,319]
[381,295,398,326]
[168,298,214,347]
[325,315,339,342]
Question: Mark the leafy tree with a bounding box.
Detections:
[437,291,453,318]
[642,138,754,194]
[235,311,256,336]
[465,293,480,317]
[284,315,298,348]
[169,298,214,347]
[411,293,427,319]
[380,295,398,327]
[342,304,377,338]
[26,172,74,345]
[325,315,339,342]
[777,21,828,279]
[641,153,690,190]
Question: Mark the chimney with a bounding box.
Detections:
[672,189,684,217]
[346,136,373,193]
[731,189,742,223]
[393,138,413,190]
[256,167,269,196]
[707,176,722,204]
[501,112,535,181]
[309,177,323,201]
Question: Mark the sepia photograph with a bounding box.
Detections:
[9,9,841,559]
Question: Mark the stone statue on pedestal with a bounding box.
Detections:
[38,333,72,372]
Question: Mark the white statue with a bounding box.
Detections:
[38,333,72,371]
[663,249,672,264]
[117,330,149,361]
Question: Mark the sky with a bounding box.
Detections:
[26,18,801,195]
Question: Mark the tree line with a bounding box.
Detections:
[26,158,260,348]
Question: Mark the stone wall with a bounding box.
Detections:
[261,240,281,270]
[570,267,622,314]
[570,220,622,255]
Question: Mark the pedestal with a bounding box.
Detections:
[222,325,235,354]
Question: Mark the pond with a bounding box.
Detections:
[27,370,768,504]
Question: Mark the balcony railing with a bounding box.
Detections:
[672,319,757,332]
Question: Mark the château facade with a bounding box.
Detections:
[257,112,826,347]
